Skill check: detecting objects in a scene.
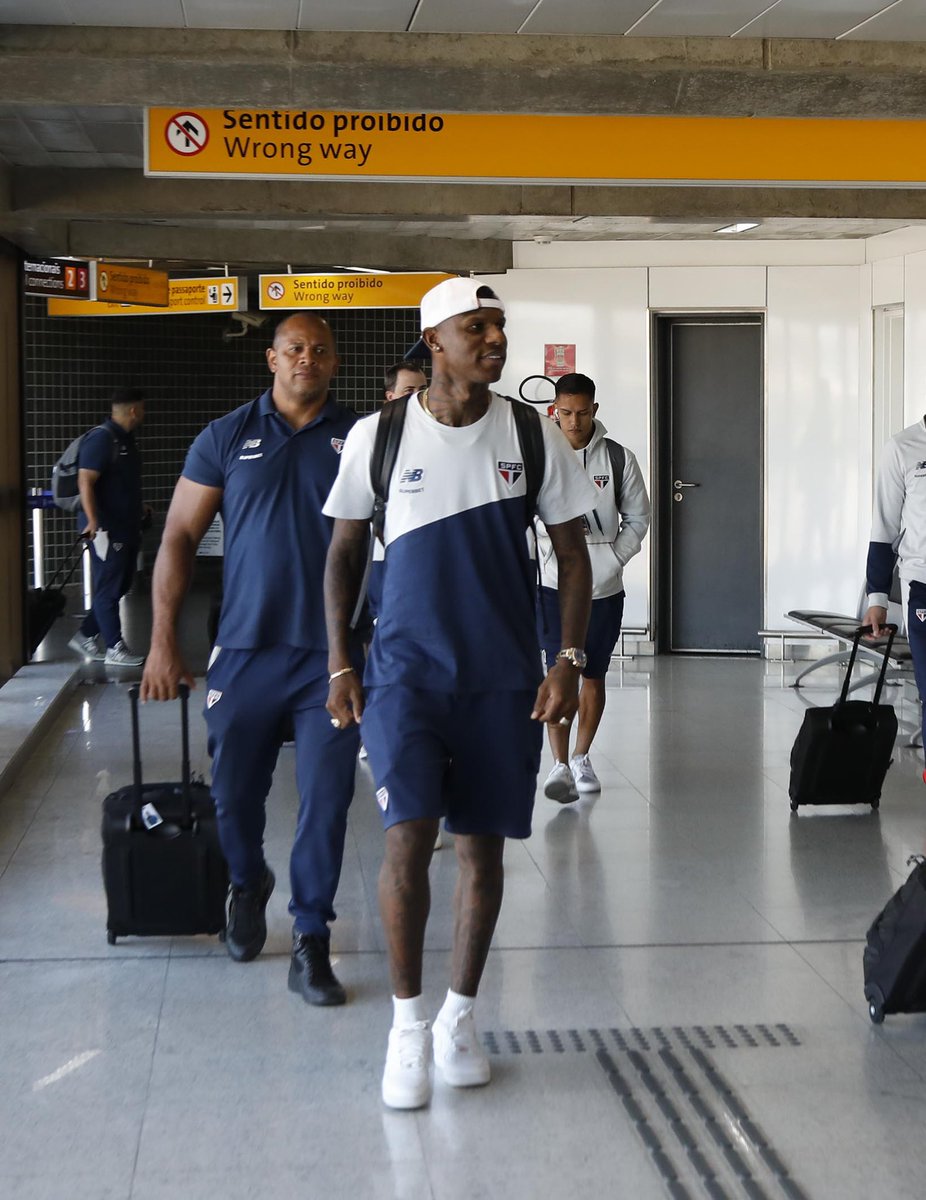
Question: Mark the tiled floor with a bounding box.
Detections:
[2,648,926,1199]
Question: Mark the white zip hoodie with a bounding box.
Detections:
[536,418,651,600]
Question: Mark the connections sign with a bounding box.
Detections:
[147,107,926,186]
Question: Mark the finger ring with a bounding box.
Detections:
[558,717,570,726]
[330,718,341,729]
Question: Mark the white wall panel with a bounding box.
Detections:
[903,251,926,425]
[487,268,652,630]
[766,266,864,626]
[872,256,904,307]
[648,266,766,309]
[515,240,864,270]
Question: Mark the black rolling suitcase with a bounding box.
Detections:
[788,624,898,812]
[26,537,83,655]
[102,684,228,944]
[863,855,926,1023]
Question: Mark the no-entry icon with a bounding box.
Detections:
[165,112,209,156]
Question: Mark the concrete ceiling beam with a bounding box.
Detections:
[58,220,513,274]
[1,28,925,118]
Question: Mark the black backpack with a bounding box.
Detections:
[603,438,625,512]
[350,394,545,627]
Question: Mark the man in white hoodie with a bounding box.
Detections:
[537,373,651,801]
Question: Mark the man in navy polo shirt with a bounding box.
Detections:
[67,386,148,667]
[140,313,361,1006]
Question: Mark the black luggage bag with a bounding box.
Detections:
[863,855,926,1023]
[26,538,83,655]
[102,684,228,944]
[788,624,898,812]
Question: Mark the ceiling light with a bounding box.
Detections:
[715,221,760,235]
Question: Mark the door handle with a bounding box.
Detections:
[674,480,700,489]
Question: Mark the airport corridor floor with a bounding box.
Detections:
[1,657,925,1200]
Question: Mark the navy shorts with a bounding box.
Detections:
[538,587,625,679]
[361,686,543,839]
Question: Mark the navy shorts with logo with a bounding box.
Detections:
[538,586,625,679]
[361,686,543,839]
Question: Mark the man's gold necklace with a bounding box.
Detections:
[420,388,438,420]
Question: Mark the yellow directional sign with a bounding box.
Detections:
[147,106,926,187]
[95,262,169,306]
[259,272,454,310]
[48,277,241,317]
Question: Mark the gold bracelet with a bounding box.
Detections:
[328,666,356,683]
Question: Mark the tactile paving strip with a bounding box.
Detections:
[482,1025,807,1200]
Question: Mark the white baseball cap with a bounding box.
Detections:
[405,277,504,359]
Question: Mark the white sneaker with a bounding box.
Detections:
[104,640,145,667]
[382,1021,433,1110]
[68,633,105,661]
[434,826,443,851]
[571,753,601,794]
[433,1007,491,1088]
[543,761,578,803]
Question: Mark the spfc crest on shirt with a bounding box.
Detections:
[917,609,926,623]
[330,438,345,455]
[593,474,610,490]
[498,460,523,487]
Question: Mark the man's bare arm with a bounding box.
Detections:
[140,477,222,701]
[324,517,370,727]
[77,468,101,535]
[532,517,592,722]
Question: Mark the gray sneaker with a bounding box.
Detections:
[68,633,105,661]
[104,640,145,667]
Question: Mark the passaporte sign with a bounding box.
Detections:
[147,107,926,186]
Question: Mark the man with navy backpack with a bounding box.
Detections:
[67,386,148,667]
[323,277,595,1110]
[537,373,651,802]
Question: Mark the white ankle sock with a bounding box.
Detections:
[392,994,427,1028]
[438,988,475,1024]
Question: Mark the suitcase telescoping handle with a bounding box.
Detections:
[837,624,897,708]
[127,683,194,824]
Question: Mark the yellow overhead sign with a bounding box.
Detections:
[259,272,454,310]
[95,262,169,305]
[48,277,241,317]
[147,107,926,186]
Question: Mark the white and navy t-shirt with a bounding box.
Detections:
[323,392,597,691]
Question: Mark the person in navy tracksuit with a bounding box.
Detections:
[141,313,362,1007]
[68,387,148,667]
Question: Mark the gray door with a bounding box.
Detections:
[657,318,763,653]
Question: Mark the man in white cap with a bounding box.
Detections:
[322,276,595,1110]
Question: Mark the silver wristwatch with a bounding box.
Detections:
[556,647,588,670]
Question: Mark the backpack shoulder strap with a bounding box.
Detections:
[370,394,409,543]
[604,437,625,511]
[507,397,545,524]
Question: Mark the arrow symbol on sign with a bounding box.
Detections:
[181,121,199,147]
[222,285,233,303]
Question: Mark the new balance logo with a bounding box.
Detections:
[207,689,223,708]
[242,438,261,450]
[593,474,610,489]
[498,461,523,487]
[400,468,424,484]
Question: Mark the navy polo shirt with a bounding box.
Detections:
[183,389,356,651]
[77,418,143,543]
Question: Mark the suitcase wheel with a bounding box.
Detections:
[107,929,117,945]
[868,1000,885,1024]
[871,799,880,811]
[866,984,885,1024]
[790,800,799,813]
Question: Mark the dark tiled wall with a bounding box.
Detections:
[23,296,420,577]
